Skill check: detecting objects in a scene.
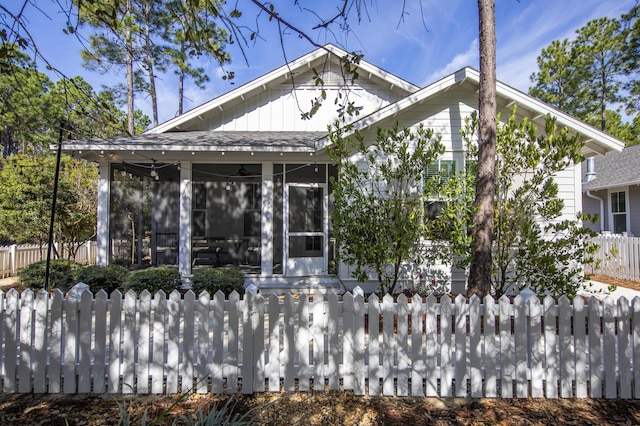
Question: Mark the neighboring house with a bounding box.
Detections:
[582,143,640,236]
[62,44,624,294]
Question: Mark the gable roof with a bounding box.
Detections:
[147,44,420,135]
[582,143,640,191]
[316,67,625,156]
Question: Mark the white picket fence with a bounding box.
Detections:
[0,242,96,278]
[589,235,640,282]
[2,288,640,398]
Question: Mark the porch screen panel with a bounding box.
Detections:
[288,186,323,258]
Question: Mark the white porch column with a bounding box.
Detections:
[96,163,109,266]
[261,162,274,274]
[179,162,192,278]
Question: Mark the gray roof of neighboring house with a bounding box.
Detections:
[582,143,640,191]
[62,131,326,152]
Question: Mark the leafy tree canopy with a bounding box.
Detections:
[0,154,98,259]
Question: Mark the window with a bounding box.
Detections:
[425,159,456,187]
[611,191,627,234]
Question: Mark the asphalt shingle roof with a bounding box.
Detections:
[582,143,640,191]
[66,131,326,151]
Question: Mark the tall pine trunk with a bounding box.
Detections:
[125,0,135,135]
[468,0,497,298]
[144,0,159,127]
[178,40,185,116]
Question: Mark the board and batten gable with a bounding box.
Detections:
[147,44,419,135]
[205,68,410,132]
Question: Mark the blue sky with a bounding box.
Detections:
[13,0,637,124]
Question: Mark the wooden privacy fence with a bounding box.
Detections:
[2,288,640,399]
[588,234,640,282]
[0,242,96,278]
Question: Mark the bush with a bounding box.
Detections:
[191,267,245,296]
[75,265,129,295]
[122,267,181,295]
[19,259,82,291]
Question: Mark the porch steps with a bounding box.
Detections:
[245,276,345,295]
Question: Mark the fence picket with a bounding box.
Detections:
[454,295,468,398]
[573,297,587,398]
[603,297,617,398]
[33,289,48,393]
[195,291,210,394]
[282,293,295,391]
[211,291,225,393]
[151,291,166,394]
[63,292,78,394]
[411,294,425,397]
[166,291,181,394]
[327,293,340,391]
[440,295,453,397]
[469,295,482,398]
[529,296,543,398]
[138,290,152,394]
[397,294,409,397]
[18,289,34,393]
[354,293,366,396]
[226,291,239,393]
[3,289,18,393]
[241,293,253,394]
[514,296,527,398]
[618,297,632,399]
[559,297,573,398]
[267,294,280,392]
[77,290,92,393]
[588,297,603,398]
[544,296,558,398]
[182,291,195,393]
[297,294,310,391]
[634,297,640,398]
[368,294,381,396]
[343,293,354,391]
[122,291,137,393]
[312,294,325,391]
[424,294,438,397]
[382,294,395,396]
[484,296,497,397]
[252,294,265,393]
[93,291,108,394]
[48,290,64,393]
[499,295,513,398]
[108,290,122,393]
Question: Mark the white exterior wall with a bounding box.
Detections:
[335,86,582,290]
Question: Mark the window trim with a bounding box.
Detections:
[608,187,630,234]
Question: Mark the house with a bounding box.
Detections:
[582,143,640,236]
[62,44,624,294]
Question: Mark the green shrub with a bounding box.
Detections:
[123,267,181,295]
[191,267,245,296]
[19,259,82,291]
[75,265,129,294]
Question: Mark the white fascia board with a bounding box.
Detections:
[461,68,625,154]
[61,142,314,154]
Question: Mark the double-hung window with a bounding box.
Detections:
[424,159,456,219]
[610,190,627,234]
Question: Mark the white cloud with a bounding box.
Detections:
[421,39,479,85]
